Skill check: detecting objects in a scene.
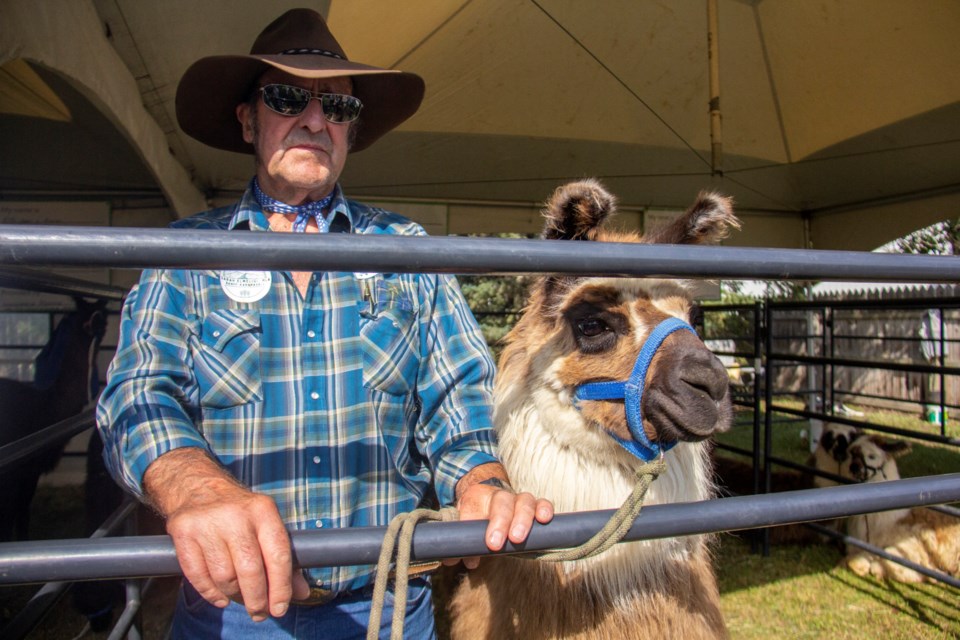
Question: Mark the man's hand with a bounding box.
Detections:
[447,463,553,569]
[144,448,310,621]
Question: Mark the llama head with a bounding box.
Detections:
[497,180,738,460]
[817,423,863,464]
[842,434,911,483]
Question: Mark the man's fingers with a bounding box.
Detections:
[484,489,519,551]
[291,570,311,601]
[228,534,270,621]
[535,498,554,524]
[506,492,539,544]
[175,537,230,608]
[258,520,296,618]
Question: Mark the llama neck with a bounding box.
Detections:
[42,336,94,419]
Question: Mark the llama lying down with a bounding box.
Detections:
[450,180,738,640]
[833,434,960,583]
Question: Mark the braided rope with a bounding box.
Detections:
[367,506,459,640]
[365,458,666,638]
[533,457,666,561]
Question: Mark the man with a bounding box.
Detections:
[96,8,552,638]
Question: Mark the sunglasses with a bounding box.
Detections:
[259,84,363,123]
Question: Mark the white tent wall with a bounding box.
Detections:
[0,0,958,251]
[0,0,205,218]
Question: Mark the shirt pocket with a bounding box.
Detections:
[193,309,263,408]
[359,279,420,396]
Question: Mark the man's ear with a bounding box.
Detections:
[236,103,254,144]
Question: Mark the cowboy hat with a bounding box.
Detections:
[175,8,425,154]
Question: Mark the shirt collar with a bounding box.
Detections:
[229,182,355,233]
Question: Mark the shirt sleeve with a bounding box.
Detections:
[95,269,210,498]
[414,272,500,506]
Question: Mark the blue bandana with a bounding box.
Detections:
[252,178,332,233]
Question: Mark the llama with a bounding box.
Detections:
[809,423,862,488]
[449,180,738,640]
[832,434,960,583]
[0,298,107,541]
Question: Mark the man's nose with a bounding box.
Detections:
[298,97,329,131]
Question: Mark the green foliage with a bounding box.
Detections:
[890,219,960,255]
[459,273,532,357]
[458,233,536,357]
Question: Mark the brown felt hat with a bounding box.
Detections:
[175,8,425,154]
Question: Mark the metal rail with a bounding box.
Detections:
[0,266,126,300]
[1,473,958,585]
[1,224,959,281]
[0,408,95,469]
[806,522,960,589]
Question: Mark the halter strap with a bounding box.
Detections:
[574,317,696,461]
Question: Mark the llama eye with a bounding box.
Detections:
[577,318,608,337]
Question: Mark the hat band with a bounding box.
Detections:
[279,48,346,60]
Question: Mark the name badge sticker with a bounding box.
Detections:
[220,271,272,303]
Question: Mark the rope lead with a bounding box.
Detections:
[533,456,666,562]
[367,506,458,640]
[366,457,666,639]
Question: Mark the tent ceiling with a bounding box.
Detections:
[1,0,958,249]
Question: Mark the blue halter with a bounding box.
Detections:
[573,317,696,461]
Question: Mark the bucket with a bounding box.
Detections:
[925,406,948,424]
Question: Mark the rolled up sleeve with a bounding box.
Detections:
[96,270,209,498]
[415,273,500,506]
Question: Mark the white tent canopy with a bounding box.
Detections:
[2,0,959,250]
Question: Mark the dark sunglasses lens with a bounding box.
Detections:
[261,85,310,115]
[321,94,362,123]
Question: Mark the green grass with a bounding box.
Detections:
[716,400,960,477]
[717,535,960,639]
[711,402,960,638]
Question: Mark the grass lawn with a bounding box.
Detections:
[717,534,959,639]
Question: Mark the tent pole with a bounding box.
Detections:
[707,0,723,177]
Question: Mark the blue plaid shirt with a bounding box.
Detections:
[96,185,499,593]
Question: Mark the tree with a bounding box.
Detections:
[459,273,532,357]
[889,219,960,256]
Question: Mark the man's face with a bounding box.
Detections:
[236,70,353,204]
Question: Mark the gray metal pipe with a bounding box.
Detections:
[0,224,959,282]
[0,266,126,300]
[0,408,95,469]
[1,473,957,585]
[806,522,960,589]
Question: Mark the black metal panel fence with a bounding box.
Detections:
[1,226,959,638]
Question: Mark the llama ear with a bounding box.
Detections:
[541,179,617,241]
[643,192,739,246]
[872,435,912,458]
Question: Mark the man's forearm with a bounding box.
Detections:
[143,447,245,516]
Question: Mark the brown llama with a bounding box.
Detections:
[829,434,960,583]
[449,180,739,640]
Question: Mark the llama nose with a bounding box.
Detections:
[642,346,732,441]
[679,350,730,403]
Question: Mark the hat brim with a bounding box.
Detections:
[176,54,425,154]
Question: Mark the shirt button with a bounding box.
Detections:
[212,330,221,337]
[312,455,321,464]
[307,330,316,338]
[315,520,324,528]
[310,391,320,400]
